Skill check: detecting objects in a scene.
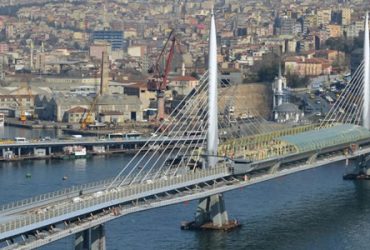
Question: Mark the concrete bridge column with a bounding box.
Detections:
[2,148,5,157]
[191,194,237,230]
[306,153,318,164]
[17,147,21,157]
[75,224,106,250]
[48,147,52,155]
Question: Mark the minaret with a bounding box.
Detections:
[30,40,34,71]
[181,62,186,76]
[363,12,370,129]
[103,0,109,30]
[207,8,218,168]
[273,60,284,108]
[277,62,283,106]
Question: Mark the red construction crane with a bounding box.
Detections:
[147,30,177,120]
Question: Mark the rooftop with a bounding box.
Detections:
[278,124,370,153]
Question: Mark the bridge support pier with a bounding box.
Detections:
[343,154,370,180]
[306,153,318,164]
[181,194,240,231]
[75,224,106,250]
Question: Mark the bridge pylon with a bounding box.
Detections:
[181,193,240,231]
[75,224,106,250]
[363,12,370,129]
[181,9,240,231]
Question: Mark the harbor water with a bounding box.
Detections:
[1,127,370,250]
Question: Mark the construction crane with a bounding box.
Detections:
[11,95,25,122]
[147,30,178,121]
[80,52,107,129]
[10,87,27,122]
[12,77,33,122]
[80,66,99,130]
[80,96,99,129]
[27,84,36,119]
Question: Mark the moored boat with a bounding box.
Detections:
[54,146,91,160]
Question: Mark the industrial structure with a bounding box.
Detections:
[147,30,178,120]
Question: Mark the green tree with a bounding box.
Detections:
[324,37,351,53]
[286,72,310,88]
[254,52,280,82]
[257,64,279,82]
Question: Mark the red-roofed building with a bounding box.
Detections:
[64,106,92,123]
[285,56,332,76]
[168,75,199,95]
[98,110,124,124]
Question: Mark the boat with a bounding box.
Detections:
[54,146,91,160]
[92,146,106,154]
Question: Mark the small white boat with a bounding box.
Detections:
[59,146,89,159]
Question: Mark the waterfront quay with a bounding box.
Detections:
[0,136,195,161]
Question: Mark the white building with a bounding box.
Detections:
[273,103,304,123]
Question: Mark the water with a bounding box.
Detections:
[0,126,59,140]
[1,127,370,250]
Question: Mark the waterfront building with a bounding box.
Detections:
[98,110,124,124]
[64,106,93,123]
[36,93,143,122]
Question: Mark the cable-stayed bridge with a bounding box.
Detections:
[2,11,370,250]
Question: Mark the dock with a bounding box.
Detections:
[4,118,68,129]
[0,136,198,162]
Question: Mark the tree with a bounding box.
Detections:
[190,72,199,79]
[286,72,310,88]
[324,37,351,53]
[257,62,279,82]
[254,52,280,82]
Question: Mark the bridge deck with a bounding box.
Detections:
[1,142,370,249]
[2,144,369,250]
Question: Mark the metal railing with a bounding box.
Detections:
[0,166,229,235]
[0,176,125,213]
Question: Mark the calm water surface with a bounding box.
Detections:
[1,127,370,250]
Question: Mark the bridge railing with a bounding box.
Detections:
[0,166,229,235]
[0,176,127,214]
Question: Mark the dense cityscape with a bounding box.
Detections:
[0,0,365,129]
[1,1,370,250]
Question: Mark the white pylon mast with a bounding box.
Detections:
[363,12,370,129]
[207,8,218,168]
